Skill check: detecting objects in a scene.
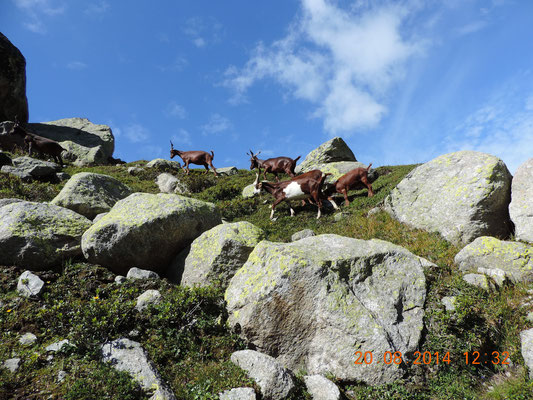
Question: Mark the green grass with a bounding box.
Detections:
[1,160,531,399]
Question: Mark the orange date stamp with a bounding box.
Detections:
[354,351,511,366]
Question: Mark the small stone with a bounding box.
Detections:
[219,387,256,400]
[463,273,493,291]
[19,332,37,346]
[45,339,71,352]
[526,312,533,323]
[135,290,162,312]
[304,374,341,400]
[17,271,45,297]
[115,275,127,284]
[333,212,346,222]
[2,358,21,372]
[291,229,316,242]
[128,166,144,175]
[127,267,160,281]
[57,370,67,382]
[441,296,457,312]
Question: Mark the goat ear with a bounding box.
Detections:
[256,151,261,156]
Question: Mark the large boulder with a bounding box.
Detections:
[384,151,512,245]
[50,172,132,219]
[2,156,60,180]
[295,137,357,173]
[0,201,92,269]
[225,234,430,385]
[455,236,533,285]
[170,221,264,287]
[28,118,114,166]
[81,193,221,274]
[509,158,533,243]
[0,33,29,124]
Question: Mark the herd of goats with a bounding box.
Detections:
[8,121,375,220]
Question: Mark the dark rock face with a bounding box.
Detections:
[0,33,29,124]
[0,121,25,152]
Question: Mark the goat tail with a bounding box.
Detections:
[294,155,301,162]
[367,163,372,171]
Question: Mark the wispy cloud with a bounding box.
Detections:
[164,102,186,119]
[171,129,193,146]
[14,0,66,34]
[84,1,110,16]
[123,123,151,143]
[201,113,233,135]
[66,61,88,70]
[454,20,488,36]
[223,0,422,135]
[183,16,224,48]
[157,55,188,72]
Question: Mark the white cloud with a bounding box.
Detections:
[165,102,186,119]
[193,38,206,48]
[223,0,421,135]
[66,61,88,70]
[201,113,233,135]
[170,129,193,146]
[182,16,224,48]
[123,123,150,143]
[454,20,488,36]
[85,1,110,16]
[157,55,188,72]
[14,0,65,33]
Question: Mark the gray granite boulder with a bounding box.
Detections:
[81,193,221,274]
[101,338,176,400]
[509,158,533,243]
[455,236,533,285]
[171,221,263,287]
[156,172,189,194]
[17,271,44,297]
[304,375,341,400]
[0,33,29,124]
[230,350,294,400]
[127,267,160,281]
[5,156,60,180]
[219,388,256,400]
[50,172,132,219]
[135,289,162,312]
[146,158,181,171]
[295,137,356,173]
[384,151,512,245]
[0,198,23,208]
[28,118,115,166]
[0,201,92,269]
[520,328,533,379]
[225,234,430,385]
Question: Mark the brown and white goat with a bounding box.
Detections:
[11,121,65,167]
[247,150,300,182]
[170,141,218,176]
[252,169,330,220]
[326,163,374,208]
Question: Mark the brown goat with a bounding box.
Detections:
[326,163,374,208]
[247,150,300,182]
[11,121,65,167]
[170,141,218,176]
[252,169,330,220]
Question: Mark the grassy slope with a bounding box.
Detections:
[0,158,531,399]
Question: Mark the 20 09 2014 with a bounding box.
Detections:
[354,351,510,365]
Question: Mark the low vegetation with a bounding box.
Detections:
[0,157,531,399]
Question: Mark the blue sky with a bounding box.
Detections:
[2,0,533,173]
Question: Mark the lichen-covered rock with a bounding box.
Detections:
[219,387,256,400]
[225,234,430,385]
[463,273,493,290]
[171,221,264,288]
[520,328,533,379]
[0,201,92,269]
[146,158,181,171]
[230,350,294,400]
[10,156,60,178]
[17,271,44,297]
[51,172,131,219]
[384,151,512,245]
[0,33,29,124]
[81,193,221,274]
[509,158,533,243]
[0,198,23,208]
[455,236,533,285]
[304,375,341,400]
[28,118,115,166]
[242,184,256,198]
[156,173,189,194]
[295,137,356,173]
[101,338,176,400]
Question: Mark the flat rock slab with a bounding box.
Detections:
[225,234,430,385]
[81,193,221,274]
[0,201,92,269]
[51,172,132,219]
[384,151,512,245]
[509,158,533,243]
[455,236,533,285]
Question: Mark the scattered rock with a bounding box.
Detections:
[0,201,92,270]
[146,158,181,171]
[463,273,494,290]
[55,172,70,182]
[291,229,315,241]
[520,328,533,379]
[526,312,533,323]
[57,370,67,382]
[10,156,60,179]
[45,339,71,353]
[455,236,533,285]
[127,166,144,175]
[135,289,162,312]
[127,267,160,281]
[509,158,533,243]
[2,358,21,373]
[225,234,430,385]
[101,338,176,400]
[296,137,357,173]
[50,172,132,219]
[28,118,115,166]
[156,172,189,194]
[441,296,457,312]
[334,212,347,222]
[219,388,257,400]
[218,166,239,176]
[304,375,341,400]
[384,151,512,245]
[17,271,45,297]
[230,350,294,400]
[115,275,127,284]
[367,207,382,216]
[81,193,221,275]
[0,33,29,124]
[19,332,37,346]
[171,221,263,288]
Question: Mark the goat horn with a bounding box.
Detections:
[170,140,174,149]
[256,151,261,156]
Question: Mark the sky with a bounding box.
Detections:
[2,0,533,173]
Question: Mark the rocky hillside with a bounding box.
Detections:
[1,138,533,399]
